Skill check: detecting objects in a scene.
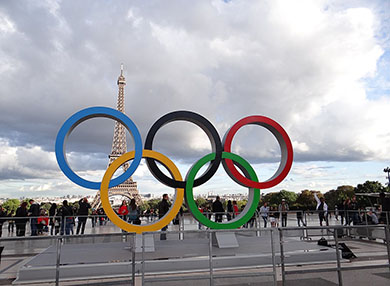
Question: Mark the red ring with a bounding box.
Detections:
[223,116,293,189]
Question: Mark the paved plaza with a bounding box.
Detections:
[0,215,389,285]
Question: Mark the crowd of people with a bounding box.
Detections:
[0,194,387,238]
[0,194,171,238]
[0,198,101,237]
[257,195,384,228]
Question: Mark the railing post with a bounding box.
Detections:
[208,230,214,286]
[334,228,343,286]
[141,232,145,286]
[179,214,184,241]
[384,225,390,272]
[270,229,277,286]
[279,228,285,286]
[55,236,62,286]
[131,233,136,286]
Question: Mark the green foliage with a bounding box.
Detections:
[139,201,149,213]
[354,180,386,206]
[296,190,317,210]
[40,203,52,212]
[237,200,247,210]
[2,199,20,213]
[195,197,208,208]
[146,199,160,210]
[324,185,355,208]
[262,190,297,206]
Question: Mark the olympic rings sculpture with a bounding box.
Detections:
[55,106,293,233]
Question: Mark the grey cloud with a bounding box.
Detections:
[0,0,389,184]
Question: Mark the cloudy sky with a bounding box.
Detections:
[0,0,389,199]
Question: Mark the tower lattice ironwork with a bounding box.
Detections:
[91,65,141,209]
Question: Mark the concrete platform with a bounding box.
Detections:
[13,232,342,285]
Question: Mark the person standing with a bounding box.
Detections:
[0,206,7,237]
[226,200,233,221]
[91,209,98,227]
[344,198,351,225]
[350,196,360,225]
[259,202,269,228]
[15,202,28,236]
[212,196,224,223]
[77,197,91,235]
[128,199,140,225]
[314,193,328,226]
[59,200,74,235]
[7,211,15,234]
[158,194,170,240]
[278,199,289,227]
[232,201,239,218]
[49,203,58,235]
[118,200,129,222]
[28,199,40,236]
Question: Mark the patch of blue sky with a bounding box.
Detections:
[363,50,390,100]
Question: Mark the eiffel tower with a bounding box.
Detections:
[91,64,141,209]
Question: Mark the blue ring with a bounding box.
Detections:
[55,106,142,190]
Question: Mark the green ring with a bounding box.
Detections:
[185,152,260,229]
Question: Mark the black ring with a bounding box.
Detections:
[144,111,223,188]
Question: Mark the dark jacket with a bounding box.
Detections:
[158,199,170,218]
[59,205,73,218]
[78,199,91,216]
[212,200,224,213]
[28,203,40,217]
[0,209,7,225]
[15,207,28,223]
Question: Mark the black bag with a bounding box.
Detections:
[339,243,357,259]
[318,237,328,246]
[134,218,141,225]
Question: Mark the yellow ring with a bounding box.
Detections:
[100,149,184,234]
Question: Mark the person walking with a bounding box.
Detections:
[314,193,328,226]
[15,202,28,236]
[296,210,306,227]
[278,199,289,227]
[259,202,269,228]
[212,196,224,223]
[76,197,91,235]
[158,194,170,240]
[28,199,40,236]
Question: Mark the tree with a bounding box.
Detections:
[354,180,386,207]
[146,199,160,211]
[296,190,317,210]
[324,185,355,209]
[195,197,207,208]
[2,199,20,213]
[261,190,297,206]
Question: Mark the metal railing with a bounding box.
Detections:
[1,223,389,286]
